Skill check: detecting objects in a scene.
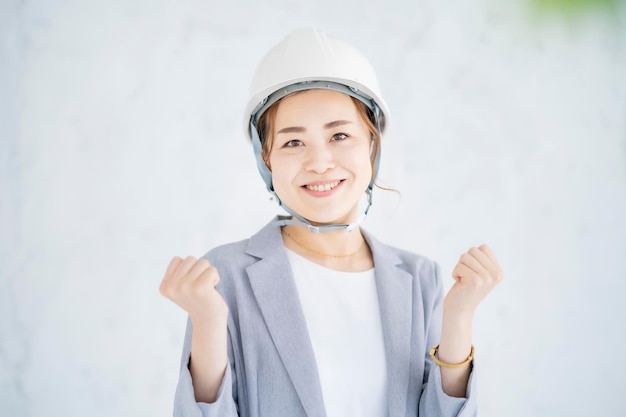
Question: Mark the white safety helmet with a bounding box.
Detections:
[245,27,390,233]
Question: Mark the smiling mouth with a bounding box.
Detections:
[304,180,342,192]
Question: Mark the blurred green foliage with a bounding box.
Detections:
[532,0,624,14]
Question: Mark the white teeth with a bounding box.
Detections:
[306,181,340,192]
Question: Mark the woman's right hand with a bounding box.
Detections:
[160,256,229,403]
[159,256,229,324]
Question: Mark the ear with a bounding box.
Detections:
[262,149,272,171]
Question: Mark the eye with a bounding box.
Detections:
[283,139,303,148]
[332,133,348,141]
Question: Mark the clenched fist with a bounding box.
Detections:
[444,244,503,318]
[159,256,229,324]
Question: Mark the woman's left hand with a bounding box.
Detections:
[444,244,504,318]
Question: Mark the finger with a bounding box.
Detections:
[187,258,212,281]
[173,256,199,280]
[160,257,185,295]
[458,251,487,275]
[198,266,220,288]
[473,245,503,281]
[452,263,478,282]
[479,244,502,269]
[164,256,183,280]
[467,247,494,271]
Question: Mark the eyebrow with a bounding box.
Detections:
[276,120,353,135]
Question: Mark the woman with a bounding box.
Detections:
[160,27,503,417]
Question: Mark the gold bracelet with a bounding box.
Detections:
[429,344,474,369]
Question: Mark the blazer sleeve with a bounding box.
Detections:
[172,318,239,417]
[418,262,478,417]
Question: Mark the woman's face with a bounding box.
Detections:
[268,89,373,226]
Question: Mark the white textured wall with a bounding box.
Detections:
[1,0,625,416]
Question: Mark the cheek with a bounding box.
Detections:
[268,154,292,185]
[348,147,373,177]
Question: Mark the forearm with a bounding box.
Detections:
[436,310,473,398]
[189,316,228,403]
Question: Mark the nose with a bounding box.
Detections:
[303,143,335,174]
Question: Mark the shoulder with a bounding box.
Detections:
[364,230,443,291]
[365,229,439,269]
[202,238,255,270]
[200,217,282,268]
[386,242,438,272]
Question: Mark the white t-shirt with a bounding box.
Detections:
[286,249,388,417]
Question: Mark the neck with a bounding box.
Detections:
[281,224,373,272]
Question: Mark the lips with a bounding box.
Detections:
[304,180,342,192]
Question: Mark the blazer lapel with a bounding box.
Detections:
[245,220,326,417]
[365,231,414,417]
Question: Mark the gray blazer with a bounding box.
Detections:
[173,218,477,417]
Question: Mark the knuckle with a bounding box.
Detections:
[212,270,221,285]
[460,253,474,264]
[159,282,177,298]
[158,282,167,296]
[166,259,180,274]
[203,267,220,285]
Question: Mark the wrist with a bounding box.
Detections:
[442,306,474,327]
[190,311,228,329]
[431,344,474,369]
[439,310,474,363]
